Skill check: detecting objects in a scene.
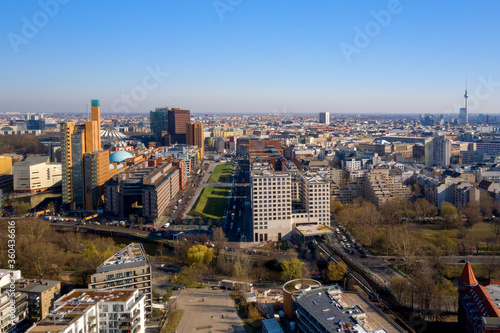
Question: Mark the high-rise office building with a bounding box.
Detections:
[150,107,191,144]
[149,107,169,142]
[168,108,190,144]
[251,166,330,242]
[186,122,204,160]
[319,112,330,125]
[61,99,106,210]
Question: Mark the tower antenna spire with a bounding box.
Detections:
[464,76,469,124]
[87,103,89,121]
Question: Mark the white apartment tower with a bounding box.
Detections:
[425,136,451,167]
[319,112,330,125]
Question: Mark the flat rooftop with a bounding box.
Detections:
[295,225,334,237]
[96,242,150,273]
[13,279,60,293]
[57,289,136,304]
[27,289,137,332]
[296,286,404,333]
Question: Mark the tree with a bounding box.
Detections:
[207,138,213,148]
[247,303,261,322]
[326,261,347,283]
[12,201,30,216]
[462,203,482,228]
[212,227,227,248]
[330,199,343,214]
[391,277,410,302]
[491,218,500,237]
[281,258,304,281]
[187,244,213,266]
[440,202,461,228]
[434,231,457,255]
[480,192,495,217]
[413,198,437,218]
[440,201,458,218]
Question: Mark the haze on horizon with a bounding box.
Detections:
[2,1,500,116]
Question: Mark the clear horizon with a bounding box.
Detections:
[2,1,500,115]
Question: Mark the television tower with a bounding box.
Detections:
[464,78,469,124]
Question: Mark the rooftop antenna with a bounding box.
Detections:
[86,103,89,121]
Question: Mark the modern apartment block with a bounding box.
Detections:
[61,99,107,210]
[363,169,411,207]
[88,243,152,313]
[295,172,330,225]
[8,279,61,323]
[13,156,62,193]
[425,135,451,167]
[104,161,179,219]
[0,291,28,333]
[186,122,204,160]
[26,289,145,333]
[251,165,330,242]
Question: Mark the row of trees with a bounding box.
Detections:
[0,134,48,155]
[0,219,122,283]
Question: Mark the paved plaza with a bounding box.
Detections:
[176,287,245,333]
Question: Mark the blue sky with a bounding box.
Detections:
[1,0,500,115]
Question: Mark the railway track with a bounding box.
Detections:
[313,238,417,333]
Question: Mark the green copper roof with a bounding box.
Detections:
[91,99,100,107]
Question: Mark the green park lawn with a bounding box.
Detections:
[208,163,234,183]
[187,187,229,220]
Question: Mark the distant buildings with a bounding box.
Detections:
[149,107,191,145]
[26,289,146,333]
[88,243,152,313]
[319,112,330,125]
[186,122,204,160]
[149,107,169,142]
[13,156,62,193]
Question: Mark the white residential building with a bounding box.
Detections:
[26,289,145,333]
[425,136,451,167]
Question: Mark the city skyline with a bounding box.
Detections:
[2,1,500,115]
